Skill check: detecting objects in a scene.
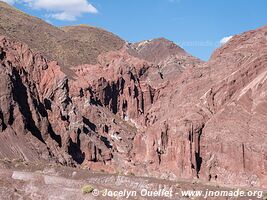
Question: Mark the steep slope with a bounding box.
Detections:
[0,34,145,169]
[127,38,203,88]
[61,25,123,65]
[0,1,266,190]
[0,30,202,173]
[130,25,267,188]
[0,1,124,67]
[199,26,267,187]
[128,38,187,63]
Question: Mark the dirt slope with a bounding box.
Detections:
[0,1,124,67]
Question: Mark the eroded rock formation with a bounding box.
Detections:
[0,1,266,189]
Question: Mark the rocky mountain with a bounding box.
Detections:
[0,1,124,67]
[0,0,266,195]
[129,26,267,188]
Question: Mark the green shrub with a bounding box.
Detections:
[82,185,94,194]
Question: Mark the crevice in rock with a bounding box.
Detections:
[33,99,48,118]
[195,124,204,178]
[62,97,72,109]
[68,137,85,164]
[133,85,139,98]
[188,122,204,178]
[103,82,112,105]
[110,82,118,113]
[117,77,125,94]
[82,116,96,132]
[161,122,169,153]
[128,87,131,96]
[100,136,112,149]
[10,68,45,143]
[103,124,109,133]
[44,98,52,111]
[0,48,6,60]
[88,87,103,106]
[100,79,121,114]
[79,88,84,98]
[68,128,84,164]
[138,66,148,77]
[8,104,14,125]
[0,110,7,131]
[159,71,164,79]
[48,123,62,147]
[140,92,144,114]
[60,111,69,121]
[122,99,128,112]
[82,125,90,135]
[208,174,211,181]
[93,145,97,162]
[189,123,194,170]
[156,148,162,164]
[129,71,137,82]
[122,99,128,119]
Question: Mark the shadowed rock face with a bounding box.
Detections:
[0,1,266,190]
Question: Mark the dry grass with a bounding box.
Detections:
[0,2,124,68]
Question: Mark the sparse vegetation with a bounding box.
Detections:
[118,171,124,176]
[0,4,124,68]
[12,158,26,167]
[128,172,136,176]
[81,185,94,194]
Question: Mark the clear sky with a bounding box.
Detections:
[4,0,267,61]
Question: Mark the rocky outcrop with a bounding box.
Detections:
[130,26,267,188]
[0,36,111,168]
[0,31,204,174]
[198,27,267,188]
[0,4,266,189]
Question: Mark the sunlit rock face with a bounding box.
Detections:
[0,1,267,189]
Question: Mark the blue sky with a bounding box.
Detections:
[4,0,267,60]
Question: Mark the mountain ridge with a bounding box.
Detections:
[0,1,201,70]
[0,1,266,197]
[0,1,125,67]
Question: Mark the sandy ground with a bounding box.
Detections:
[0,160,266,200]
